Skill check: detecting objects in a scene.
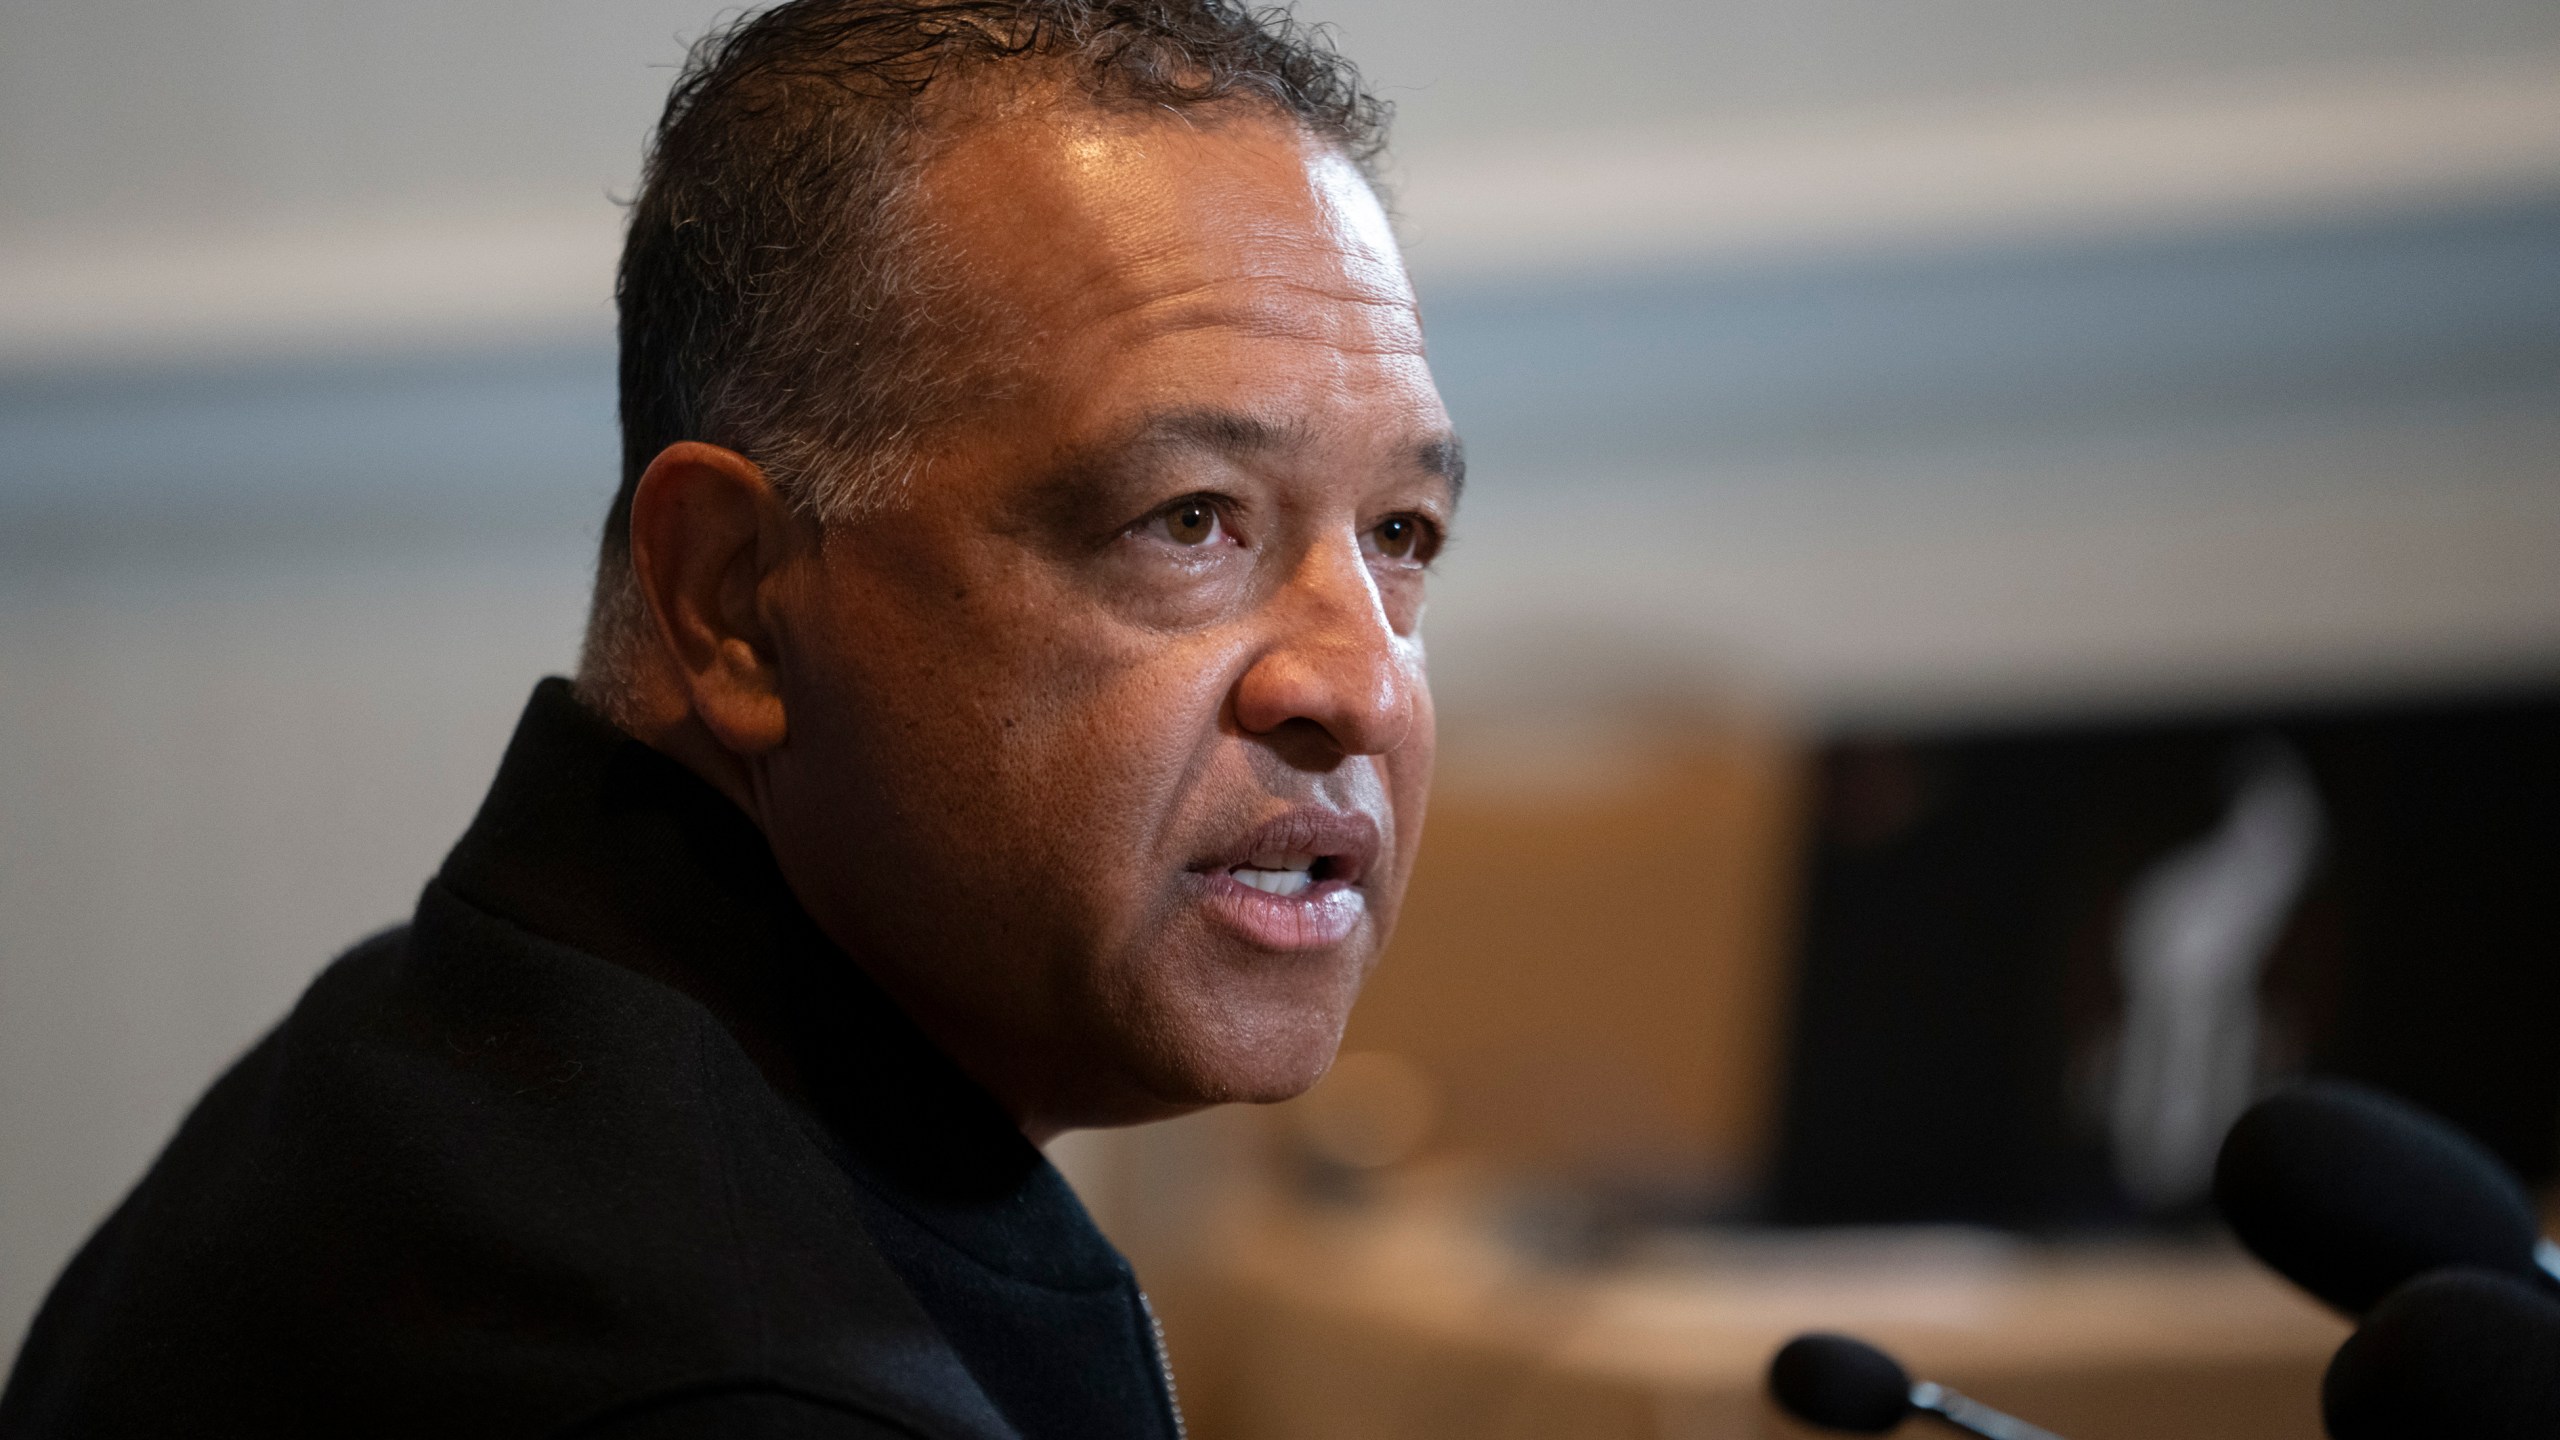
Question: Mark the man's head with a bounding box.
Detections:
[579,0,1458,1140]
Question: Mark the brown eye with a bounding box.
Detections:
[1159,499,1220,546]
[1370,514,1425,562]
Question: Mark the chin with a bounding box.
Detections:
[1201,1036,1343,1107]
[1051,908,1385,1125]
[1128,976,1363,1112]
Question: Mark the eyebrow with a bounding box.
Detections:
[1095,408,1467,502]
[1122,409,1298,461]
[1419,433,1467,502]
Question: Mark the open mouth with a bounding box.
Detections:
[1225,852,1347,899]
[1190,807,1382,949]
[1198,807,1378,898]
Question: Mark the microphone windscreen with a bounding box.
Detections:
[1768,1332,1912,1433]
[2213,1080,2542,1315]
[2323,1267,2560,1440]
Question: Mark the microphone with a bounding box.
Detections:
[1768,1333,2070,1439]
[2322,1268,2560,1439]
[2212,1080,2560,1315]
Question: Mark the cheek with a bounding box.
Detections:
[885,606,1246,916]
[985,637,1239,865]
[1378,698,1436,900]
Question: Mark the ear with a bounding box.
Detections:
[626,441,801,757]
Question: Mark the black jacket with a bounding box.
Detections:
[0,681,1185,1440]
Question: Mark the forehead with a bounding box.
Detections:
[913,100,1430,403]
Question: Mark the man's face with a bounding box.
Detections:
[753,102,1457,1133]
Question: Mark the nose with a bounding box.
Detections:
[1230,536,1419,759]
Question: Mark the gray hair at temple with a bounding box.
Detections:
[576,0,1394,718]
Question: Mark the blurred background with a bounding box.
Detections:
[4,1,2558,1435]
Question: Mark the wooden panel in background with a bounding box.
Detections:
[1196,1196,2343,1440]
[1330,715,1808,1200]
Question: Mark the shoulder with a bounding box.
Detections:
[3,894,1010,1440]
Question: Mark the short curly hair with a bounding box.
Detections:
[577,0,1392,711]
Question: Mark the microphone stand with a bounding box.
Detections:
[1909,1382,2070,1440]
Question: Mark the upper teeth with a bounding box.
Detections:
[1234,858,1316,897]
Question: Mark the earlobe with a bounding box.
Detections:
[626,441,796,758]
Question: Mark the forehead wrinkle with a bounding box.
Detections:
[1093,274,1426,357]
[1140,312,1429,357]
[1088,407,1309,468]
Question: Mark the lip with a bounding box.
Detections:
[1189,807,1383,952]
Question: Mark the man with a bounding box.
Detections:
[0,2,1458,1436]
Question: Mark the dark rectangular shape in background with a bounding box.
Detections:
[1769,685,2560,1229]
